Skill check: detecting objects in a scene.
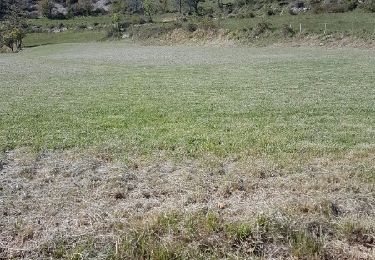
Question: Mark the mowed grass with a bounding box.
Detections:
[223,11,375,36]
[23,30,107,47]
[0,43,375,162]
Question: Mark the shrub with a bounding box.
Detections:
[76,0,92,16]
[362,0,375,12]
[238,8,255,18]
[76,24,87,30]
[265,8,276,16]
[106,26,122,38]
[319,0,354,13]
[200,18,218,30]
[203,7,214,16]
[186,23,198,32]
[252,22,272,37]
[1,28,25,52]
[281,24,296,37]
[129,15,146,25]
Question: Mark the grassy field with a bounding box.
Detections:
[0,43,374,258]
[23,30,107,47]
[22,12,375,47]
[222,11,375,36]
[1,43,374,161]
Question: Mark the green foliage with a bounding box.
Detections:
[143,0,157,21]
[111,0,128,14]
[0,0,26,52]
[2,27,25,51]
[39,0,54,18]
[111,13,121,28]
[251,21,272,37]
[76,0,93,16]
[362,0,375,12]
[280,24,295,37]
[186,22,198,32]
[199,17,218,30]
[291,231,322,258]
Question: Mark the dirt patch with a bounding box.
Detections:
[1,148,374,258]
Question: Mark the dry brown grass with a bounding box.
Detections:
[1,148,374,259]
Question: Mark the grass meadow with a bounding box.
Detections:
[22,12,375,48]
[1,43,374,258]
[1,43,375,161]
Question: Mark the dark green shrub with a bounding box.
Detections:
[319,0,353,13]
[252,22,272,37]
[106,26,122,38]
[76,24,87,30]
[186,23,198,32]
[281,24,296,37]
[266,8,276,15]
[362,0,375,12]
[129,15,146,25]
[238,9,255,18]
[200,18,218,30]
[172,21,183,28]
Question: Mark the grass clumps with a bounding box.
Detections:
[108,211,325,259]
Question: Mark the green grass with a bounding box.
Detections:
[23,30,107,47]
[27,16,112,28]
[106,211,323,259]
[1,43,375,162]
[222,11,375,37]
[23,12,375,48]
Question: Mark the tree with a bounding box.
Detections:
[175,0,182,13]
[159,0,168,13]
[77,0,92,15]
[111,12,121,30]
[143,0,156,21]
[39,0,54,18]
[0,0,10,20]
[0,0,26,52]
[186,0,202,14]
[2,27,24,51]
[112,0,128,14]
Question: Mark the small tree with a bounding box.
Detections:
[112,0,128,14]
[176,0,182,13]
[112,12,121,30]
[0,0,10,20]
[77,0,92,15]
[159,0,168,12]
[40,0,54,18]
[186,0,202,14]
[143,0,156,21]
[0,0,26,52]
[2,27,24,51]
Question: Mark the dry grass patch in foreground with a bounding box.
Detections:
[0,148,374,259]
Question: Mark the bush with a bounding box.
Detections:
[1,28,25,52]
[265,8,276,16]
[238,8,255,18]
[129,15,146,25]
[75,0,92,16]
[186,23,198,32]
[319,0,353,13]
[106,26,122,38]
[362,0,375,12]
[200,18,218,30]
[252,22,272,37]
[281,24,296,37]
[39,0,54,18]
